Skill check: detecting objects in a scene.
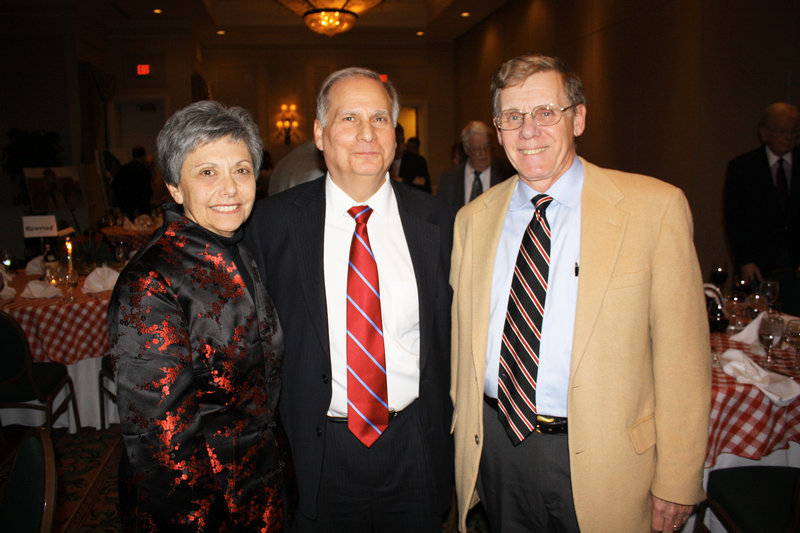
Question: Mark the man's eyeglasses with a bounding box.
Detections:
[494,104,577,130]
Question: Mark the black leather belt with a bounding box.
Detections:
[484,395,568,434]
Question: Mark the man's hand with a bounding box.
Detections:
[740,262,762,283]
[412,176,426,186]
[650,493,693,532]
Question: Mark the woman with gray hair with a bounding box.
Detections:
[108,100,295,532]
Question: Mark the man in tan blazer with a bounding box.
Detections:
[450,54,710,532]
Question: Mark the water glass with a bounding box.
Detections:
[758,311,785,366]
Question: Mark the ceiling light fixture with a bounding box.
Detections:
[274,0,383,37]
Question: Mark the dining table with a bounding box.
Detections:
[0,271,118,432]
[691,328,800,532]
[100,224,156,253]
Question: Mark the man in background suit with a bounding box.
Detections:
[450,54,710,532]
[437,120,507,213]
[392,123,431,193]
[246,67,454,532]
[724,102,799,311]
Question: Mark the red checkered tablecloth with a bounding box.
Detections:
[2,274,110,365]
[706,333,800,466]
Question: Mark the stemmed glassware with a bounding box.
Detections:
[708,302,730,366]
[709,263,728,292]
[760,280,780,310]
[783,319,800,372]
[758,310,785,366]
[62,270,79,302]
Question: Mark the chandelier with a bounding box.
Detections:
[274,1,384,37]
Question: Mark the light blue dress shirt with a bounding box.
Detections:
[484,156,583,417]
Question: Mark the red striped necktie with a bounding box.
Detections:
[346,205,389,447]
[498,194,553,444]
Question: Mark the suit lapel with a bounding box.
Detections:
[470,177,517,383]
[287,178,330,355]
[571,159,628,374]
[392,182,439,371]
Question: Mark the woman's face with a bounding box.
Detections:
[167,136,256,237]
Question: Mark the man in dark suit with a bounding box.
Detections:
[724,102,799,312]
[392,124,431,193]
[437,120,508,213]
[246,67,454,532]
[112,145,153,220]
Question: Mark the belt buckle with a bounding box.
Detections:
[534,415,558,434]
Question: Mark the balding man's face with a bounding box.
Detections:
[761,108,799,156]
[465,132,492,172]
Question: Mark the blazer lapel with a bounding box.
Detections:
[470,177,517,383]
[392,181,440,371]
[571,159,628,373]
[287,178,330,355]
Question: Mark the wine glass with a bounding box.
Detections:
[783,319,800,371]
[708,303,730,366]
[758,311,785,366]
[748,291,768,319]
[760,280,780,310]
[115,241,129,264]
[709,263,728,292]
[62,270,79,301]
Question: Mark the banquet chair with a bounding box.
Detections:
[0,311,81,432]
[0,427,57,533]
[98,353,116,430]
[693,466,800,533]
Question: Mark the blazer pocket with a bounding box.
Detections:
[607,268,650,291]
[628,414,656,454]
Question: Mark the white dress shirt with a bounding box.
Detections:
[766,146,793,190]
[484,157,583,417]
[324,174,420,417]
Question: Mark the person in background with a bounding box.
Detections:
[724,102,799,312]
[108,100,294,532]
[246,67,453,532]
[112,145,153,220]
[256,148,275,200]
[450,54,710,533]
[449,141,467,168]
[406,136,421,154]
[437,121,508,213]
[392,123,431,193]
[267,140,327,196]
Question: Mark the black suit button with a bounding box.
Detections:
[315,426,322,437]
[321,374,329,384]
[475,434,480,444]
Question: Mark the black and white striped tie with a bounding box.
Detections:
[497,194,553,444]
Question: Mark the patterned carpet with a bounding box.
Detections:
[0,424,122,533]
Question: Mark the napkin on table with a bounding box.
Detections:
[0,285,16,299]
[25,255,43,275]
[720,349,800,406]
[21,279,62,299]
[83,266,119,293]
[729,311,765,345]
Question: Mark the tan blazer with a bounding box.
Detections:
[450,158,711,532]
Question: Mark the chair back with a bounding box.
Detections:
[0,311,32,385]
[0,427,57,533]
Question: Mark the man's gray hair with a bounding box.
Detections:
[461,120,493,147]
[316,67,400,127]
[491,54,586,117]
[156,100,263,187]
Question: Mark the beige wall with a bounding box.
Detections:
[451,0,800,278]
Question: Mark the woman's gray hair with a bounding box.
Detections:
[156,100,263,187]
[316,67,400,127]
[491,55,586,117]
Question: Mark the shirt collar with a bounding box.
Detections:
[508,156,584,211]
[766,146,793,167]
[325,171,393,219]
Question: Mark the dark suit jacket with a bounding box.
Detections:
[724,145,800,275]
[245,177,454,519]
[437,162,507,215]
[399,150,431,193]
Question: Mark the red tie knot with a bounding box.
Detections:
[348,205,373,225]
